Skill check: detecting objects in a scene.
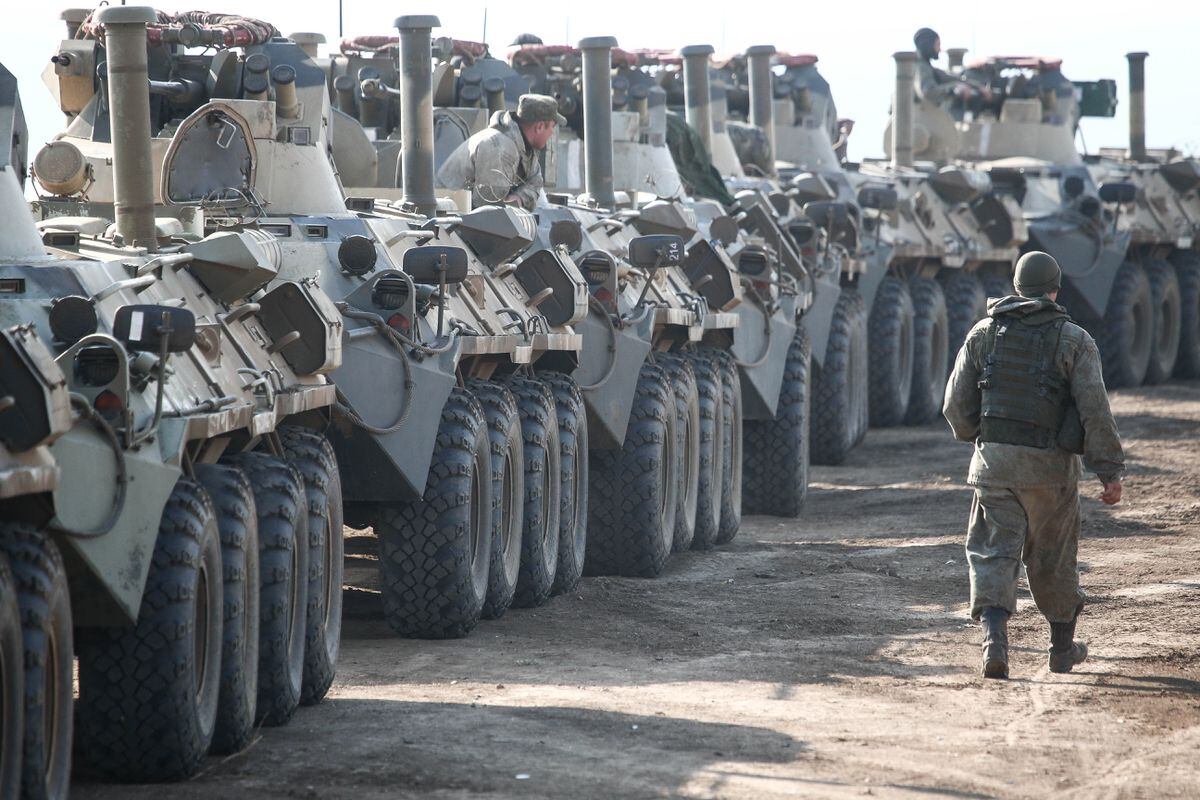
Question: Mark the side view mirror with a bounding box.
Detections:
[403,246,470,284]
[113,305,196,354]
[1098,181,1137,205]
[857,186,898,212]
[627,235,684,270]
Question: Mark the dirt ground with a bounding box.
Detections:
[75,382,1200,799]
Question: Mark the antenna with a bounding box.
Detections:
[482,7,488,44]
[338,0,344,38]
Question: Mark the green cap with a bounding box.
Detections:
[1014,251,1062,297]
[515,93,567,126]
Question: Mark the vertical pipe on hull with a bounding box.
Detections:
[746,44,777,173]
[892,51,918,170]
[579,36,618,209]
[1127,51,1148,162]
[96,5,159,251]
[396,15,440,216]
[680,44,715,157]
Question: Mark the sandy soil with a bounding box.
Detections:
[74,382,1200,799]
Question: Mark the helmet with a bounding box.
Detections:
[1014,251,1062,297]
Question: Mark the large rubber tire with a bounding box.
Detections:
[77,478,223,782]
[0,555,23,800]
[194,464,259,756]
[377,388,491,639]
[279,428,343,707]
[942,272,988,372]
[812,289,865,464]
[228,452,308,728]
[714,351,743,545]
[506,376,561,608]
[467,380,524,620]
[945,270,987,354]
[655,355,700,553]
[1173,250,1200,378]
[906,276,950,425]
[1098,261,1154,389]
[743,327,812,517]
[0,525,72,800]
[1144,258,1182,385]
[586,361,678,576]
[981,273,1015,301]
[540,372,589,595]
[847,289,871,447]
[687,349,724,550]
[868,275,915,428]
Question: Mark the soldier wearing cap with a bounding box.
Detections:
[436,93,566,211]
[943,252,1125,679]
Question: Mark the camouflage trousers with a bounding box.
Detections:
[965,484,1086,623]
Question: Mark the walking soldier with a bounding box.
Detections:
[943,252,1125,679]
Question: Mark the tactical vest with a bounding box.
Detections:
[977,314,1071,449]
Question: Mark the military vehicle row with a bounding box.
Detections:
[3,6,348,794]
[884,47,1200,389]
[3,6,1194,794]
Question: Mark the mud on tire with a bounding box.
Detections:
[714,350,743,545]
[194,464,259,755]
[586,361,677,576]
[1143,258,1181,385]
[77,478,223,782]
[906,276,950,425]
[743,327,812,517]
[377,388,492,639]
[1098,261,1153,389]
[1172,250,1200,379]
[467,380,524,620]
[0,525,72,799]
[506,376,561,608]
[687,349,724,550]
[0,554,22,800]
[812,288,868,463]
[540,372,589,595]
[656,354,701,553]
[942,272,988,373]
[868,275,915,428]
[228,453,308,728]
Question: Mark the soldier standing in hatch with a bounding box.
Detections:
[436,93,565,211]
[943,252,1125,679]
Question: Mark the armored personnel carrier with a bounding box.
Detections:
[327,29,759,560]
[7,6,347,787]
[1086,53,1200,382]
[34,10,597,642]
[882,44,1194,388]
[502,36,810,526]
[724,49,1027,432]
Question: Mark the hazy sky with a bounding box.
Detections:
[8,0,1199,164]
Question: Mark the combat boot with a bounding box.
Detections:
[1048,616,1088,674]
[980,607,1009,679]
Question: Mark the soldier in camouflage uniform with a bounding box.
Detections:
[913,27,991,111]
[943,252,1125,679]
[436,93,565,211]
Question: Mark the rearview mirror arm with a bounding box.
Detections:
[129,310,174,449]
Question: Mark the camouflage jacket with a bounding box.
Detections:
[916,59,957,105]
[943,295,1125,487]
[435,111,543,211]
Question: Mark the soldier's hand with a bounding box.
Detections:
[1100,481,1122,505]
